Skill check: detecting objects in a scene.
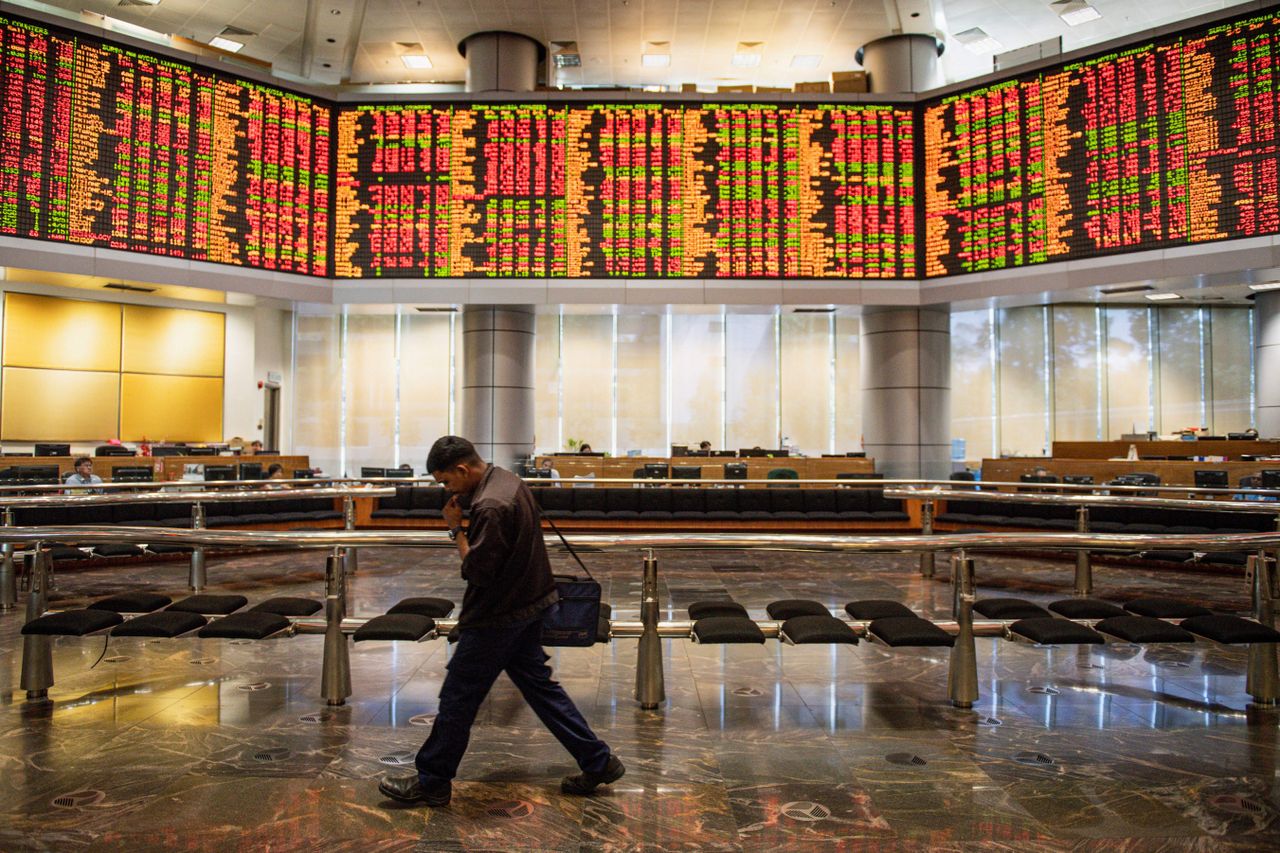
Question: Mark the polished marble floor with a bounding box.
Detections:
[1,545,1278,851]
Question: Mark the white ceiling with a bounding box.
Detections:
[9,0,1258,91]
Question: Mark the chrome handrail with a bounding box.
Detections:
[0,486,394,509]
[885,487,1280,515]
[0,526,1277,553]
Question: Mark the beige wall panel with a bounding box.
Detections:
[1209,307,1253,434]
[3,293,121,371]
[726,314,777,451]
[400,312,453,472]
[781,314,833,456]
[561,314,613,454]
[120,373,222,442]
[345,313,396,474]
[293,314,342,477]
[1052,305,1101,441]
[1,367,120,440]
[950,310,994,462]
[1104,307,1151,439]
[534,312,561,453]
[617,313,665,455]
[121,305,225,376]
[669,313,724,450]
[834,315,862,453]
[1157,307,1204,433]
[998,306,1048,456]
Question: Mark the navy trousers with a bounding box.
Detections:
[415,612,611,785]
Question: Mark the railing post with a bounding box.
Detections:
[1074,505,1092,597]
[947,550,979,709]
[19,546,53,699]
[321,549,352,706]
[0,507,16,610]
[188,502,206,592]
[342,495,358,574]
[1246,553,1277,707]
[919,499,935,578]
[635,549,665,710]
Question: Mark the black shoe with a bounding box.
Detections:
[378,774,451,806]
[561,755,625,795]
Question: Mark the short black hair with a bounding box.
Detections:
[266,463,283,475]
[74,456,91,467]
[427,436,482,473]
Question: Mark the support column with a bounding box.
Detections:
[1257,290,1280,437]
[459,31,544,93]
[860,306,951,479]
[856,33,945,94]
[461,306,536,472]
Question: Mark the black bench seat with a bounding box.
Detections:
[112,611,207,638]
[1008,617,1105,645]
[22,609,123,636]
[1178,614,1280,645]
[197,612,292,640]
[354,613,436,642]
[691,616,765,644]
[1094,615,1195,644]
[780,615,858,645]
[866,616,954,647]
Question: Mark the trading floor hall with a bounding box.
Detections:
[1,545,1277,852]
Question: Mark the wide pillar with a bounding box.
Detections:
[860,306,951,480]
[459,31,543,92]
[461,306,536,472]
[1257,290,1280,436]
[856,33,944,94]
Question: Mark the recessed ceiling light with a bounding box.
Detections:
[1248,282,1280,292]
[1052,0,1102,26]
[401,55,433,69]
[1145,292,1182,301]
[732,53,762,68]
[642,53,670,67]
[953,27,1003,54]
[791,55,822,69]
[208,36,244,53]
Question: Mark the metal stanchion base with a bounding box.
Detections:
[326,698,346,707]
[950,699,973,710]
[26,689,47,701]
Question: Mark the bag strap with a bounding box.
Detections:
[540,510,594,581]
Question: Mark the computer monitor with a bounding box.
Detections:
[723,463,748,481]
[770,449,790,457]
[16,465,60,484]
[186,447,216,456]
[254,449,280,456]
[33,443,70,456]
[150,446,186,457]
[293,469,315,479]
[1261,470,1280,490]
[94,445,135,457]
[1227,432,1257,441]
[1194,470,1229,489]
[203,465,236,482]
[1020,474,1058,484]
[360,467,386,478]
[711,449,737,457]
[385,467,414,478]
[238,462,264,481]
[111,466,154,483]
[670,445,689,457]
[1062,474,1095,485]
[643,463,669,479]
[738,448,769,458]
[671,465,702,480]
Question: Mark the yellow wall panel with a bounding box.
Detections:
[2,293,121,371]
[1,367,120,440]
[121,305,224,376]
[120,373,223,442]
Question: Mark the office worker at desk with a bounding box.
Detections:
[698,440,712,452]
[63,457,104,493]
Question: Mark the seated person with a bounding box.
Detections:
[698,440,712,452]
[539,458,561,482]
[579,443,593,454]
[64,457,104,493]
[263,463,288,489]
[247,439,264,455]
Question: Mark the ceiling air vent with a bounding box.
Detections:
[103,283,156,293]
[1099,284,1154,295]
[792,307,835,313]
[219,25,257,38]
[415,306,457,313]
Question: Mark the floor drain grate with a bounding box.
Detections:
[978,716,1003,726]
[229,640,254,645]
[252,747,291,763]
[238,681,270,692]
[298,713,331,724]
[731,687,764,697]
[379,752,416,766]
[1078,662,1104,669]
[885,752,928,766]
[1014,751,1057,767]
[189,657,217,666]
[408,714,437,727]
[51,790,105,809]
[484,800,533,819]
[780,801,831,821]
[712,564,762,573]
[1027,686,1061,695]
[102,655,131,663]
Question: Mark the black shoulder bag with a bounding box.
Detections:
[540,513,602,647]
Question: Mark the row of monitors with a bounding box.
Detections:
[359,467,415,478]
[0,464,312,484]
[1018,471,1280,489]
[24,444,281,458]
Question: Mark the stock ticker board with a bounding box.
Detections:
[4,7,1280,281]
[923,8,1280,276]
[0,13,331,276]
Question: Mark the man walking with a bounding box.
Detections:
[379,436,623,807]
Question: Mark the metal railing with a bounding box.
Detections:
[7,526,1278,712]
